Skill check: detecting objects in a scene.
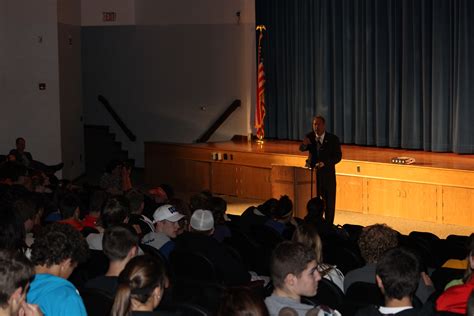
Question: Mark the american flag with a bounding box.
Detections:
[255,26,266,140]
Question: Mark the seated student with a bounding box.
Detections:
[175,209,251,286]
[239,198,277,234]
[210,196,232,242]
[110,255,167,316]
[437,236,474,314]
[264,241,341,316]
[9,137,63,174]
[304,197,347,241]
[218,287,269,316]
[82,189,108,230]
[0,250,42,316]
[355,247,425,315]
[344,224,435,303]
[142,204,184,259]
[126,189,154,238]
[27,223,89,316]
[58,193,84,231]
[264,195,296,239]
[86,197,131,250]
[99,160,132,195]
[292,224,344,292]
[85,225,139,297]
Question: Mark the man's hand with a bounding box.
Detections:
[316,162,325,169]
[303,137,311,145]
[19,302,43,316]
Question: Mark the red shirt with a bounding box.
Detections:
[82,215,99,229]
[59,218,84,231]
[436,276,474,314]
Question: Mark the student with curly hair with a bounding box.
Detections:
[110,255,167,316]
[27,223,89,316]
[0,250,42,316]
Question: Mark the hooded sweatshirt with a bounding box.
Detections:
[27,273,87,316]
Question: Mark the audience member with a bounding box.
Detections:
[175,209,251,286]
[218,287,269,316]
[82,189,108,230]
[142,204,184,259]
[58,193,83,231]
[239,198,277,234]
[210,196,232,242]
[9,137,63,174]
[292,224,344,292]
[264,241,340,316]
[265,195,296,239]
[0,206,26,252]
[304,197,347,240]
[437,236,474,314]
[126,189,154,238]
[85,225,139,298]
[0,250,42,316]
[110,255,166,316]
[86,197,130,250]
[27,223,88,316]
[344,224,435,303]
[355,247,423,315]
[100,160,132,195]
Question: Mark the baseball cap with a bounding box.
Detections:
[152,204,184,223]
[190,209,214,231]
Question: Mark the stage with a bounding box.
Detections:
[145,139,474,228]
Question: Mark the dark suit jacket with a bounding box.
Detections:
[299,131,342,179]
[9,149,33,166]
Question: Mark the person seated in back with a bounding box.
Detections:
[84,225,139,298]
[355,247,431,315]
[9,137,63,174]
[304,197,347,241]
[126,189,154,238]
[82,189,108,230]
[264,241,340,316]
[0,250,43,316]
[86,197,131,250]
[436,236,474,314]
[210,196,232,242]
[27,223,89,316]
[265,195,296,239]
[141,204,184,259]
[174,209,251,286]
[344,224,434,303]
[58,193,84,231]
[99,160,132,195]
[239,198,277,235]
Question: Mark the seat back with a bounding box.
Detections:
[170,250,217,282]
[343,282,383,316]
[303,278,345,311]
[80,287,114,316]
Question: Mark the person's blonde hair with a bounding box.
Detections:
[292,224,323,264]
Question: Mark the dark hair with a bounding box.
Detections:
[272,195,293,219]
[125,189,144,214]
[313,115,326,124]
[15,137,25,145]
[463,234,474,283]
[111,255,166,316]
[13,195,38,223]
[0,206,26,251]
[218,287,269,316]
[258,198,278,217]
[59,193,80,219]
[189,191,212,211]
[376,247,420,300]
[101,197,130,229]
[103,225,138,261]
[210,196,227,225]
[358,224,399,263]
[0,250,34,308]
[270,241,316,289]
[305,196,325,221]
[89,189,108,214]
[30,223,88,267]
[105,160,123,174]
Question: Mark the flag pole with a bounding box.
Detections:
[255,25,266,144]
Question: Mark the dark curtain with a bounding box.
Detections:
[256,0,474,153]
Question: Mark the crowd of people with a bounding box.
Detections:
[1,138,474,316]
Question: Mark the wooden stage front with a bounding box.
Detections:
[145,139,474,228]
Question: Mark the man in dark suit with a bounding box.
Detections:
[299,115,342,224]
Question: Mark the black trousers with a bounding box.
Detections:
[316,171,337,225]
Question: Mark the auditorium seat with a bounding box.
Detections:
[170,250,218,283]
[80,287,114,316]
[303,278,345,311]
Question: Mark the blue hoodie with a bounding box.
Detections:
[27,274,87,316]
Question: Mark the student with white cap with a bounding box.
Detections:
[142,204,184,259]
[174,209,251,286]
